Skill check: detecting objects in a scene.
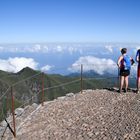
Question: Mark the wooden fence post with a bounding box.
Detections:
[81,64,83,94]
[11,86,16,137]
[41,73,44,106]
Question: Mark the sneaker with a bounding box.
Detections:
[136,90,140,94]
[124,88,127,93]
[118,89,122,93]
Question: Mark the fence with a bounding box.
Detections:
[0,64,138,139]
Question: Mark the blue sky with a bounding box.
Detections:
[0,1,140,75]
[0,0,140,43]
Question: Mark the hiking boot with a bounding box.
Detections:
[124,88,127,93]
[118,89,122,93]
[136,90,140,94]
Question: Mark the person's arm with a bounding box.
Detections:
[136,50,139,62]
[117,56,123,68]
[136,55,139,62]
[130,57,135,65]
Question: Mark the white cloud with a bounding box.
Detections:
[42,45,49,52]
[68,56,117,75]
[0,57,38,73]
[130,65,137,77]
[41,65,54,72]
[27,45,50,53]
[23,45,41,53]
[0,46,4,51]
[134,46,140,54]
[68,47,77,55]
[105,45,113,53]
[56,45,63,52]
[0,44,50,53]
[136,46,140,50]
[34,44,41,50]
[79,49,83,55]
[22,45,42,53]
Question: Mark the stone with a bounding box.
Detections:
[0,120,7,127]
[1,89,140,140]
[66,93,74,97]
[15,108,24,116]
[32,103,38,108]
[57,96,66,100]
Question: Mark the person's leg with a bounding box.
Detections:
[124,76,129,92]
[137,66,140,93]
[137,77,140,93]
[120,76,124,93]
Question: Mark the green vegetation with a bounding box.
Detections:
[0,67,136,121]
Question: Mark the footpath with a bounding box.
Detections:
[1,89,140,140]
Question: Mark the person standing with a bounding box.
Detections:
[117,48,134,93]
[135,49,140,93]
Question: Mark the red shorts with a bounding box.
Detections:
[138,66,140,77]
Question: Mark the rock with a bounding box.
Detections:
[0,120,7,127]
[87,131,94,137]
[15,108,24,116]
[2,89,140,140]
[66,93,74,97]
[57,96,66,100]
[32,103,38,109]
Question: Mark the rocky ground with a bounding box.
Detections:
[1,89,140,140]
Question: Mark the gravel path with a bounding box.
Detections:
[3,90,140,140]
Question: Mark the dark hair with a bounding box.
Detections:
[121,48,127,54]
[138,49,140,53]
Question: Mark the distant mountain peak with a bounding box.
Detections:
[17,67,37,75]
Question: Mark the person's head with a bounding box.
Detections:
[121,48,127,55]
[138,49,140,53]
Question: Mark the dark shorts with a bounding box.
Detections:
[119,69,130,76]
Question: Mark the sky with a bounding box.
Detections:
[0,0,140,75]
[0,0,140,43]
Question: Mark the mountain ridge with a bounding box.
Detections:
[0,67,135,122]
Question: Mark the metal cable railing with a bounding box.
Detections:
[0,63,139,139]
[0,69,81,139]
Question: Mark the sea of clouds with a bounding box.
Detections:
[0,43,139,76]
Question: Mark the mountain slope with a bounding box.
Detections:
[0,67,129,121]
